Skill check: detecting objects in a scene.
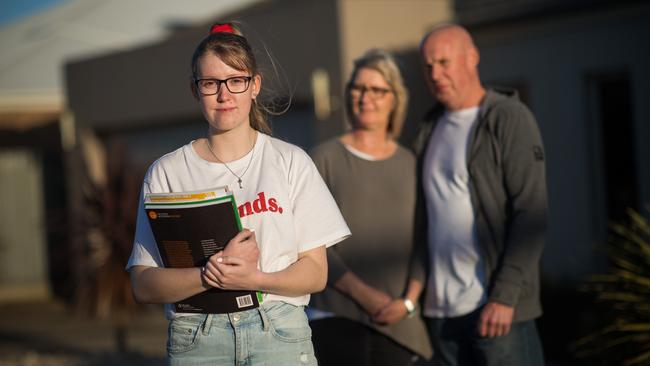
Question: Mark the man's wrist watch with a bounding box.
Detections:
[403,298,416,317]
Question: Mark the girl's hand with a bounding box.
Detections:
[203,255,260,291]
[222,229,259,265]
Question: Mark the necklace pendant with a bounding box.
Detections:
[238,178,243,189]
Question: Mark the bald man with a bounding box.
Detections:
[412,24,547,366]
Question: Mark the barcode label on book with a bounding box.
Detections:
[236,295,254,308]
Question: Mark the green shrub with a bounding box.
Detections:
[572,207,650,365]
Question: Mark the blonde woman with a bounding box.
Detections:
[309,49,432,365]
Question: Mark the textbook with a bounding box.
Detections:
[144,186,260,314]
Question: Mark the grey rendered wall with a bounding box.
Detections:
[472,4,650,285]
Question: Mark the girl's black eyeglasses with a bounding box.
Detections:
[194,76,253,95]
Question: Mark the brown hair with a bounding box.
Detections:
[191,23,271,135]
[344,49,409,138]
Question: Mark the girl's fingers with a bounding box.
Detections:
[232,229,254,243]
[216,256,245,266]
[202,267,219,284]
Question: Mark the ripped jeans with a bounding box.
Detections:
[167,301,317,365]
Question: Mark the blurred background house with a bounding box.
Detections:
[1,0,649,364]
[0,0,259,302]
[456,0,650,358]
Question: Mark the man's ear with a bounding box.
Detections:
[468,47,480,69]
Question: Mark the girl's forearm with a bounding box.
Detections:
[129,265,207,304]
[255,246,327,297]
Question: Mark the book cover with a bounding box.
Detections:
[144,187,260,313]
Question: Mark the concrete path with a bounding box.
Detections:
[0,300,167,365]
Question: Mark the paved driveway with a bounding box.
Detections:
[0,300,167,366]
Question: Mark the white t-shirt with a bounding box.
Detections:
[127,133,351,319]
[422,107,487,318]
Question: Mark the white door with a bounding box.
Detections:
[0,148,50,301]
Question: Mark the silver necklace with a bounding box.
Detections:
[205,134,256,189]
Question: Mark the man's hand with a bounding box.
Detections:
[478,301,514,338]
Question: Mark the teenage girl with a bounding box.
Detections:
[127,23,350,365]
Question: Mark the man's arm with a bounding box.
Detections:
[491,103,548,305]
[481,103,548,337]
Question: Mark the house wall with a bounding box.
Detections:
[471,3,650,285]
[337,0,452,78]
[336,0,452,144]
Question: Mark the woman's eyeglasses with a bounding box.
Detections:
[349,84,392,100]
[194,76,253,95]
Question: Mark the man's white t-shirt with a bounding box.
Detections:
[422,107,487,318]
[127,133,351,319]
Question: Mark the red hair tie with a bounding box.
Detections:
[210,23,235,34]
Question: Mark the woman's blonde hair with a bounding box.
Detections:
[344,49,409,138]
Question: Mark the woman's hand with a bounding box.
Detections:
[373,279,423,324]
[373,299,408,325]
[222,229,259,265]
[202,255,261,290]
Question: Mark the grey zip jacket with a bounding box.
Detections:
[413,87,548,322]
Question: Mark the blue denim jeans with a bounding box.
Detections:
[426,308,544,366]
[167,301,317,365]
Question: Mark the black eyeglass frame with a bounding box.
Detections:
[349,84,393,99]
[193,76,253,95]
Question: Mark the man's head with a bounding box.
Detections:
[420,24,484,110]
